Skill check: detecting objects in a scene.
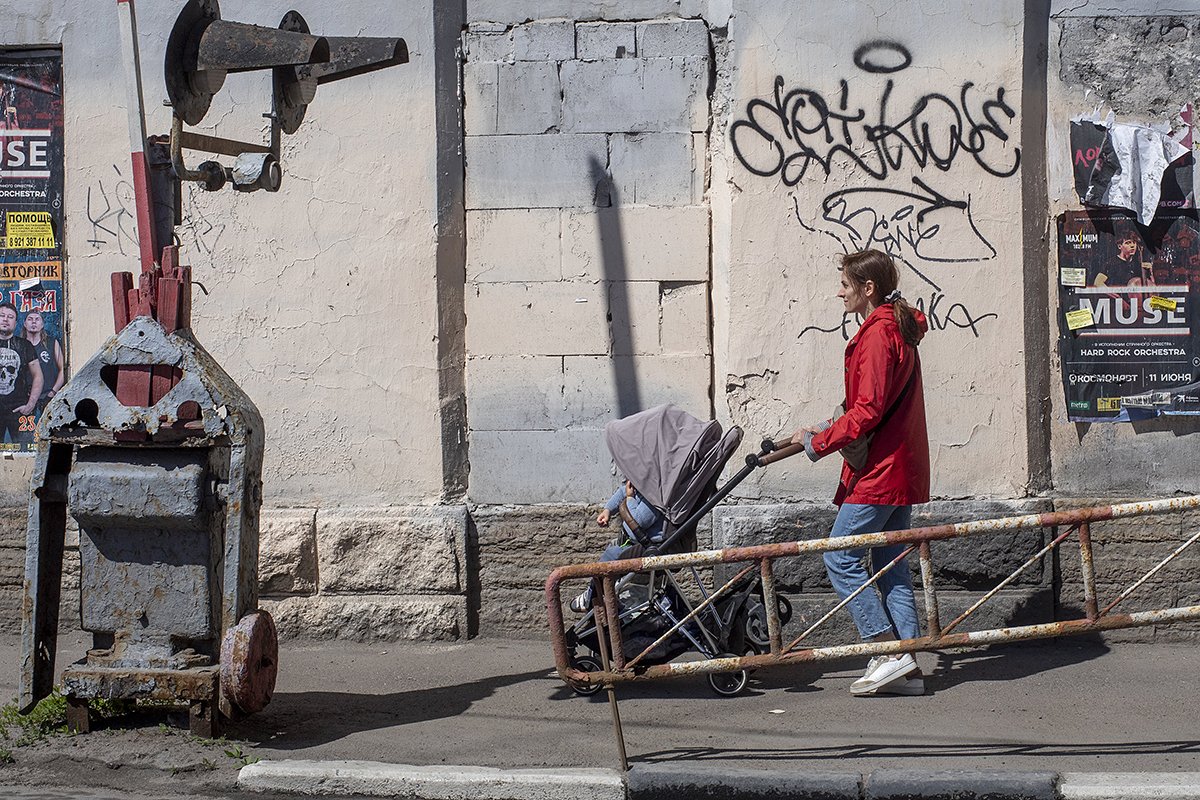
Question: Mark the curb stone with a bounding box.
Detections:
[236,761,626,799]
[236,762,1200,800]
[1058,772,1200,800]
[627,763,861,799]
[865,769,1059,800]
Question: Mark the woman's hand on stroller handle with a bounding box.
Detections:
[755,431,809,466]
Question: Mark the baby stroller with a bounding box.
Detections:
[563,404,792,697]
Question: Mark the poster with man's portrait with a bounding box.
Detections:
[0,51,67,453]
[1058,210,1200,421]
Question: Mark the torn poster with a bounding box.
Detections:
[1071,110,1193,225]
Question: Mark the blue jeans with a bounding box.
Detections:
[823,504,921,641]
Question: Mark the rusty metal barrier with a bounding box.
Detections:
[545,490,1200,768]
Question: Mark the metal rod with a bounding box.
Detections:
[1078,523,1099,621]
[616,604,1200,683]
[590,596,628,772]
[783,545,915,653]
[919,541,940,638]
[1101,528,1200,616]
[169,116,206,183]
[625,564,756,670]
[601,577,625,670]
[115,0,159,271]
[761,558,782,654]
[941,525,1075,636]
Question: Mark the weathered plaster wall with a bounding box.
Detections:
[3,0,450,505]
[3,0,1196,644]
[717,0,1030,503]
[1047,3,1200,496]
[0,0,470,637]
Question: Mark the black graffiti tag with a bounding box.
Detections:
[818,177,998,287]
[799,291,999,341]
[730,73,1020,186]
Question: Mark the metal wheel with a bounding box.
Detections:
[568,654,604,697]
[220,610,279,715]
[707,652,749,697]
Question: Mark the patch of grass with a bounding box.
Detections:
[222,744,261,767]
[0,692,69,746]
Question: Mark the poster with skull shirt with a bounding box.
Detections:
[0,51,66,452]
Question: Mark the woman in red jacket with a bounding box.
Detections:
[796,249,930,696]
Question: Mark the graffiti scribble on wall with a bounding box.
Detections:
[731,41,1019,339]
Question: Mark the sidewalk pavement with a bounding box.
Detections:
[1,632,1199,798]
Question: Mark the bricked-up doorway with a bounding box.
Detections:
[461,18,715,633]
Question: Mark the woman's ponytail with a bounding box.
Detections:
[891,296,921,348]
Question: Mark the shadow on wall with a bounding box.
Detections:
[589,154,642,418]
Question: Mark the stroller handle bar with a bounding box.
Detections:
[755,435,805,466]
[646,436,801,556]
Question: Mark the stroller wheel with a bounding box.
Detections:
[707,652,750,697]
[568,655,605,697]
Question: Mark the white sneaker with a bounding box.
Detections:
[848,653,917,695]
[569,591,592,613]
[865,676,925,696]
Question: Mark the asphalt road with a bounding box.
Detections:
[0,631,1198,794]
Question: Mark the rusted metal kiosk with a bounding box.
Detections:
[20,0,407,736]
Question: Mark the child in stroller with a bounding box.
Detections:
[561,404,791,696]
[569,479,665,613]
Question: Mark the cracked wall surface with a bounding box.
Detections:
[715,0,1031,503]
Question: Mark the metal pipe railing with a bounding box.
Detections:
[547,494,1200,693]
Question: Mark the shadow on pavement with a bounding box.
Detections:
[550,639,1115,702]
[229,667,550,749]
[921,638,1113,692]
[635,738,1200,765]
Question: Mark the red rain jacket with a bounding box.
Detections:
[809,304,930,506]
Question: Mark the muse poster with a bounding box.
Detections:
[0,51,66,453]
[1058,210,1200,422]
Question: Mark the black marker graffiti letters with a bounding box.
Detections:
[741,43,1012,340]
[86,167,225,259]
[730,70,1020,185]
[820,176,997,270]
[799,291,999,342]
[85,166,138,253]
[915,292,998,337]
[853,40,912,74]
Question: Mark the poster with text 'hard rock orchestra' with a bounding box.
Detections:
[1058,210,1200,422]
[0,51,66,453]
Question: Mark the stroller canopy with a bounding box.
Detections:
[604,404,735,524]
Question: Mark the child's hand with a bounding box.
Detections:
[597,509,610,526]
